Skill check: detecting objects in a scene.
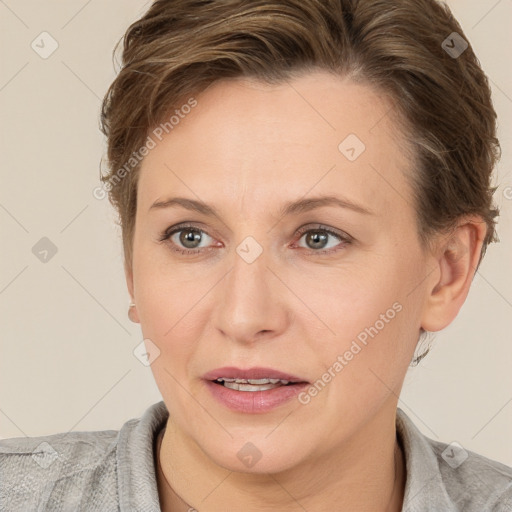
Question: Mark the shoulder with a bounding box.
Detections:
[0,401,168,511]
[0,428,120,511]
[396,408,512,512]
[428,436,512,511]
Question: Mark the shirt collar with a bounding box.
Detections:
[396,407,456,511]
[118,400,168,512]
[116,401,455,511]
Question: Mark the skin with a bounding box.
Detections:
[125,70,486,511]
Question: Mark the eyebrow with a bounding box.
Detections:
[149,195,374,217]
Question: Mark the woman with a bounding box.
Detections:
[1,0,511,510]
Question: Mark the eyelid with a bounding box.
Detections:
[159,222,210,242]
[293,224,352,241]
[291,224,353,255]
[159,222,353,255]
[161,222,352,240]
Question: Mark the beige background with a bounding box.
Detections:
[1,0,511,466]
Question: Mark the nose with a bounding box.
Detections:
[212,240,290,346]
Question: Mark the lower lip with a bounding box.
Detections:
[204,380,310,413]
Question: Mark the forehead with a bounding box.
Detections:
[138,71,414,223]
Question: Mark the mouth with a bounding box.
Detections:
[212,377,299,392]
[203,366,309,393]
[202,367,311,413]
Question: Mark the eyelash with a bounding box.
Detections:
[158,223,352,256]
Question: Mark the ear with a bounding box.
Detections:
[125,260,140,324]
[420,216,487,332]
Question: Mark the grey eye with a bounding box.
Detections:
[170,228,213,250]
[298,230,343,251]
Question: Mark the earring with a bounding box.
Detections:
[128,301,137,322]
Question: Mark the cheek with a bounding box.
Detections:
[289,256,410,339]
[300,297,414,430]
[133,238,201,318]
[297,253,421,394]
[131,252,206,371]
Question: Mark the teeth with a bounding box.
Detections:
[216,377,290,385]
[247,378,278,384]
[223,381,283,392]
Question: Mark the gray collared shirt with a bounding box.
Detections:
[1,401,511,511]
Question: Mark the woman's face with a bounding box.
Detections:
[128,71,433,472]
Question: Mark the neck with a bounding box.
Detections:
[156,405,405,512]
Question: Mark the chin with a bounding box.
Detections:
[197,434,313,475]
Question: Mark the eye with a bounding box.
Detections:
[294,225,352,255]
[159,223,216,255]
[159,222,352,256]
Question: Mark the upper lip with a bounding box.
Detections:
[203,366,309,383]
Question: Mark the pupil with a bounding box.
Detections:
[180,229,201,248]
[307,231,327,249]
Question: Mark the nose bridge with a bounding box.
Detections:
[228,232,270,304]
[213,231,284,341]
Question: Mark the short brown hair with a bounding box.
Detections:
[99,0,500,272]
